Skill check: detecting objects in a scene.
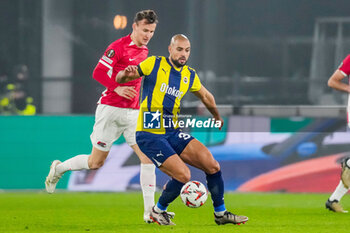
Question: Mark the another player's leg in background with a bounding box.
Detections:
[326,157,350,213]
[131,144,156,223]
[45,146,108,193]
[180,139,248,225]
[124,108,157,223]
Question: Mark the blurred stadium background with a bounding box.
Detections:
[1,0,350,194]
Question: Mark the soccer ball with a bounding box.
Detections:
[180,181,208,208]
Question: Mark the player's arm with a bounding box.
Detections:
[115,65,141,84]
[327,69,350,93]
[193,86,224,129]
[93,63,137,100]
[116,56,156,83]
[93,62,119,90]
[93,46,123,90]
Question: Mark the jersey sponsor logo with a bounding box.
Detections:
[102,55,113,64]
[160,83,183,99]
[106,49,115,58]
[129,58,136,61]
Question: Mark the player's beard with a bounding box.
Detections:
[171,57,187,68]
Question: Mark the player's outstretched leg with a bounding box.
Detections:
[180,139,248,225]
[206,171,249,225]
[45,154,91,193]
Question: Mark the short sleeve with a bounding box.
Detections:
[138,56,156,77]
[189,72,202,92]
[339,55,350,76]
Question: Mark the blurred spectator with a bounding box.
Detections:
[0,64,36,115]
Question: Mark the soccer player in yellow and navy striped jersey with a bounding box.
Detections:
[116,34,248,226]
[136,54,201,134]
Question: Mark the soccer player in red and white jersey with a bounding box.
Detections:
[45,10,159,222]
[326,54,350,213]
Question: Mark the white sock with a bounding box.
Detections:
[140,163,156,215]
[154,205,164,213]
[55,154,90,175]
[214,210,226,217]
[329,180,349,201]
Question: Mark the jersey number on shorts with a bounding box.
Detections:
[179,132,191,140]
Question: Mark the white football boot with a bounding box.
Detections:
[214,211,249,225]
[149,206,176,225]
[45,160,62,193]
[325,199,348,213]
[144,210,175,223]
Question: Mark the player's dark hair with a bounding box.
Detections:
[134,10,158,24]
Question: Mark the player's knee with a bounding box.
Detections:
[178,174,191,184]
[206,160,221,174]
[177,167,191,183]
[88,160,104,170]
[183,171,191,183]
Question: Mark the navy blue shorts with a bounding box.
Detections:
[136,129,194,167]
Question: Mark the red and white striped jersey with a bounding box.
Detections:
[93,34,148,109]
[339,55,350,77]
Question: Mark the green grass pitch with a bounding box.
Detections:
[0,192,349,233]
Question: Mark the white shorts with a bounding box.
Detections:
[90,104,139,151]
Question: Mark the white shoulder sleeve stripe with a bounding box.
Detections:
[102,55,113,64]
[99,59,113,69]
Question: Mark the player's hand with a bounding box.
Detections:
[114,86,137,100]
[215,116,224,130]
[116,65,140,83]
[124,65,139,77]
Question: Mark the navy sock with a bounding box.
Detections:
[206,170,226,212]
[158,178,185,211]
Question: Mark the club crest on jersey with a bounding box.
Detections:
[106,49,115,58]
[183,76,188,84]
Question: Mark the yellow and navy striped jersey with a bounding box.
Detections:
[136,56,201,134]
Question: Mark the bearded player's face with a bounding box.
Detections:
[169,39,191,68]
[132,19,157,47]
